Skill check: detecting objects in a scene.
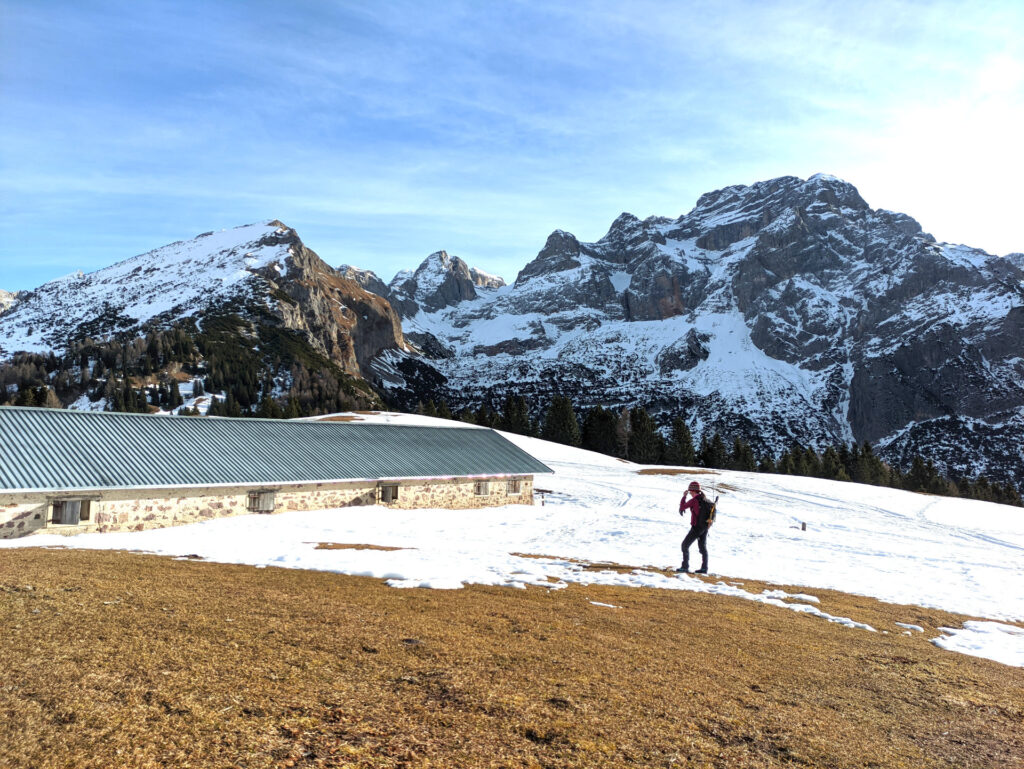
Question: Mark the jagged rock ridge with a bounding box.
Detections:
[370,174,1024,485]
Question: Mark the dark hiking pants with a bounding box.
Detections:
[681,524,708,570]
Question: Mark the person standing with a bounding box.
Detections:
[677,480,712,574]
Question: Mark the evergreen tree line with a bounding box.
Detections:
[0,316,380,418]
[414,394,1022,507]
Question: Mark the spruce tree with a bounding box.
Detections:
[581,405,618,457]
[730,438,757,472]
[498,395,534,436]
[627,407,663,464]
[664,417,697,467]
[821,446,845,480]
[614,407,631,459]
[169,381,184,409]
[541,395,581,447]
[698,432,728,469]
[777,450,797,475]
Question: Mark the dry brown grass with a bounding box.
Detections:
[1,549,1022,769]
[315,415,360,422]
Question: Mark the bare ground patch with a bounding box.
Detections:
[0,549,1021,769]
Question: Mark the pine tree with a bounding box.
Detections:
[614,407,631,459]
[169,381,184,409]
[581,405,619,457]
[730,438,757,472]
[821,446,845,480]
[541,395,581,447]
[777,450,797,475]
[475,403,496,428]
[498,395,533,436]
[664,417,697,467]
[627,407,663,464]
[699,432,728,469]
[256,394,283,419]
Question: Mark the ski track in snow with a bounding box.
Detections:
[3,412,1022,668]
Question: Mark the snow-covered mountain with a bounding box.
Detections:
[0,221,407,380]
[368,175,1024,484]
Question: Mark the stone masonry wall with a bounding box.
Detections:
[0,475,535,539]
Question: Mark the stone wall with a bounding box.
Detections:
[0,475,535,539]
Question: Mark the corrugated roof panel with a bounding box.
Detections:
[0,407,553,492]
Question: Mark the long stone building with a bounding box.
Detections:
[0,407,552,538]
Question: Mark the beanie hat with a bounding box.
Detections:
[688,481,701,492]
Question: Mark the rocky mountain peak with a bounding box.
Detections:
[387,250,504,317]
[515,230,582,287]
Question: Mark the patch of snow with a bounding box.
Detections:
[932,622,1024,667]
[609,271,632,293]
[3,412,1023,666]
[895,622,924,632]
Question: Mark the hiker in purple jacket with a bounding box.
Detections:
[677,480,710,574]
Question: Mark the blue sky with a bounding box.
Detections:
[2,0,1022,290]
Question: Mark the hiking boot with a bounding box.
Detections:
[675,564,690,573]
[694,566,708,574]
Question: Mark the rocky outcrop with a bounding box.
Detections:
[336,265,391,300]
[266,226,408,377]
[0,291,19,315]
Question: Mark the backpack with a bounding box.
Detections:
[698,494,718,528]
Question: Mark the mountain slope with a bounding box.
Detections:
[376,175,1024,484]
[0,221,407,378]
[0,221,409,413]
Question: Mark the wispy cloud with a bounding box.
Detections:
[1,0,1022,290]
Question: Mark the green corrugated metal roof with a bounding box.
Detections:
[0,407,552,493]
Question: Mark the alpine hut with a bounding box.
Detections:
[0,407,552,538]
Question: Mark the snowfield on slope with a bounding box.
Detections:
[3,412,1022,667]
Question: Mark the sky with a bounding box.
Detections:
[1,0,1023,291]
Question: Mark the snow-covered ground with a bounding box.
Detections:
[3,412,1023,667]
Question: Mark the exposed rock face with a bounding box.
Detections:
[388,250,505,317]
[379,174,1024,485]
[0,221,407,381]
[0,291,19,315]
[337,265,391,300]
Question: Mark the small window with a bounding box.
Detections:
[247,491,276,513]
[380,484,399,504]
[506,479,521,496]
[474,481,490,496]
[51,499,91,525]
